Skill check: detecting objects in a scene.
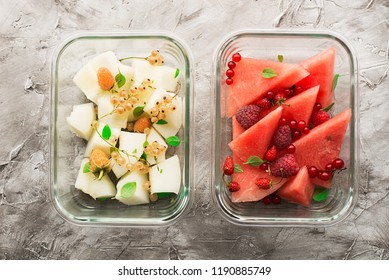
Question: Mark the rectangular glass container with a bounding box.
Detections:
[50,32,193,226]
[211,30,359,227]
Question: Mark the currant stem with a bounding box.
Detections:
[119,56,147,62]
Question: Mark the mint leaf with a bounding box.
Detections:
[132,148,137,154]
[244,156,264,167]
[102,124,111,140]
[133,106,144,118]
[332,73,339,92]
[140,152,147,160]
[157,192,172,199]
[97,197,108,201]
[278,54,284,63]
[262,67,277,78]
[323,102,334,112]
[156,119,168,125]
[115,70,126,88]
[121,182,136,198]
[143,140,149,148]
[234,163,243,173]
[166,136,180,147]
[313,187,329,202]
[159,168,163,174]
[174,68,180,78]
[83,162,90,173]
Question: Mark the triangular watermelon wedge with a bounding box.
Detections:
[227,58,309,117]
[277,166,314,207]
[229,106,282,162]
[231,155,288,203]
[296,47,335,108]
[294,108,351,188]
[232,115,245,139]
[282,85,319,124]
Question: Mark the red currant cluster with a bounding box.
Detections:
[279,117,310,141]
[262,194,281,205]
[308,158,345,181]
[225,53,241,85]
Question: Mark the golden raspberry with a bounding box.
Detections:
[89,148,110,172]
[97,67,115,90]
[133,117,151,133]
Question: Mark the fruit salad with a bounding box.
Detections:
[223,48,351,207]
[67,50,182,205]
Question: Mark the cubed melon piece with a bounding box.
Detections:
[66,103,96,140]
[111,131,146,179]
[84,121,120,156]
[150,155,181,194]
[97,94,130,129]
[75,158,116,199]
[115,170,150,205]
[145,128,167,165]
[132,59,179,92]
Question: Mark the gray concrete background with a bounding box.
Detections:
[0,0,388,259]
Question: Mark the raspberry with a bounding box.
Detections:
[134,116,151,133]
[256,98,271,109]
[312,110,330,126]
[236,105,261,129]
[228,181,240,192]
[255,178,272,190]
[223,156,234,176]
[273,125,292,150]
[270,154,299,178]
[265,145,277,161]
[97,67,115,90]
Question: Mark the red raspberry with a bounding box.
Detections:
[228,181,240,192]
[312,110,330,126]
[256,98,271,109]
[223,156,234,176]
[265,145,277,161]
[273,125,292,150]
[255,178,272,190]
[236,105,261,129]
[270,154,299,178]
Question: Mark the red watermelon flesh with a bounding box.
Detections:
[231,155,288,203]
[229,106,282,162]
[277,166,314,207]
[232,116,245,139]
[296,47,335,108]
[227,58,309,117]
[282,85,319,124]
[294,108,351,188]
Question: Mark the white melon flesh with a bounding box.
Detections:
[73,51,134,103]
[143,88,170,115]
[84,121,120,156]
[132,60,179,92]
[115,170,150,205]
[145,128,167,165]
[97,94,130,129]
[75,158,116,199]
[152,96,183,139]
[111,131,146,178]
[66,103,96,140]
[150,155,181,194]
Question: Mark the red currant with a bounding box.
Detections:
[286,144,296,154]
[297,120,306,131]
[232,53,241,62]
[308,166,317,178]
[266,91,275,100]
[293,130,302,140]
[226,78,233,85]
[333,158,344,169]
[226,69,235,78]
[271,195,281,204]
[318,171,331,181]
[227,61,236,69]
[295,86,303,94]
[289,120,297,129]
[313,103,322,111]
[283,89,291,97]
[325,163,334,171]
[259,162,269,171]
[279,117,287,126]
[262,196,271,205]
[302,127,310,134]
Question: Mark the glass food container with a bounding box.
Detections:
[50,32,194,226]
[211,30,359,227]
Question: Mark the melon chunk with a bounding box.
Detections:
[277,166,314,207]
[66,103,96,140]
[75,158,116,199]
[132,59,179,92]
[232,116,245,139]
[115,170,150,205]
[111,131,146,179]
[150,155,181,194]
[97,94,130,129]
[145,128,167,165]
[84,122,120,156]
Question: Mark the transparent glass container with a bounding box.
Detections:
[50,32,194,226]
[211,30,359,227]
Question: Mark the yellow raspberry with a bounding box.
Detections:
[97,67,115,90]
[133,117,151,133]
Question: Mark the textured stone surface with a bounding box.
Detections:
[0,0,388,260]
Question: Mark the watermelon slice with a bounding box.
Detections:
[277,166,314,207]
[231,155,288,203]
[227,58,309,117]
[281,85,319,124]
[296,47,335,108]
[232,116,245,139]
[293,108,351,188]
[229,106,282,162]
